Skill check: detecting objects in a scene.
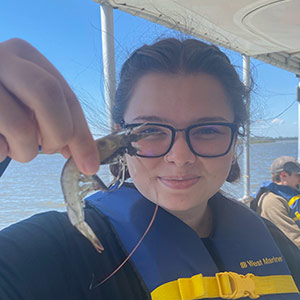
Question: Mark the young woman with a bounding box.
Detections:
[0,38,300,300]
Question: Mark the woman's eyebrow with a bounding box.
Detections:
[131,116,170,123]
[193,117,233,122]
[131,116,232,123]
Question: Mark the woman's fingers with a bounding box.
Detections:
[0,55,73,152]
[64,96,100,175]
[9,39,100,173]
[0,38,100,174]
[0,83,39,162]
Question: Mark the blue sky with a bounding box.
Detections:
[1,0,299,138]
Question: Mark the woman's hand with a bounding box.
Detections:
[0,38,100,175]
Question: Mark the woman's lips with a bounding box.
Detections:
[158,176,200,189]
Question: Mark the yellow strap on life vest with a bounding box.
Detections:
[293,211,300,221]
[151,272,299,300]
[288,195,300,207]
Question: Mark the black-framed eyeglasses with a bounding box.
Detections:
[123,122,238,158]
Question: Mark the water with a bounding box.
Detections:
[223,139,298,199]
[0,154,66,229]
[0,140,297,229]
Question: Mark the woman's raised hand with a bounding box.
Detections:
[0,38,100,175]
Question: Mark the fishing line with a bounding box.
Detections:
[90,202,159,289]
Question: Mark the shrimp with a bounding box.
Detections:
[60,126,147,253]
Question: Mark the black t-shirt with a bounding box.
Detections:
[0,207,149,300]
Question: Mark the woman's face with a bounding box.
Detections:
[123,72,235,213]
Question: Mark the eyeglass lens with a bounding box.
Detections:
[130,123,234,157]
[189,124,233,157]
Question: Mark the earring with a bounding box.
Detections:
[226,155,240,183]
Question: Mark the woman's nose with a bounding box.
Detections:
[164,132,196,166]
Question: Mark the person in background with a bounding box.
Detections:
[253,156,300,249]
[0,38,300,299]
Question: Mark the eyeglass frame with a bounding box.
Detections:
[122,121,239,158]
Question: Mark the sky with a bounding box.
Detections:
[1,0,299,138]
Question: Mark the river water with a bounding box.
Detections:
[0,139,297,229]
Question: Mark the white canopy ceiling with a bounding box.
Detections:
[95,0,300,76]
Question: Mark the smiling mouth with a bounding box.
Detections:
[158,176,200,189]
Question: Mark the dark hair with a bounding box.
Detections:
[111,38,249,182]
[272,173,281,183]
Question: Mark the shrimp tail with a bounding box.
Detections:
[75,221,104,253]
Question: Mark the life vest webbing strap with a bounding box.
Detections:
[288,195,300,207]
[151,272,299,300]
[293,211,300,221]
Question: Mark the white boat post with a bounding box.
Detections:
[242,54,251,203]
[100,3,116,130]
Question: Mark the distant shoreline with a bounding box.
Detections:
[250,137,297,144]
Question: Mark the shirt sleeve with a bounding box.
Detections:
[0,208,150,300]
[259,192,300,249]
[263,217,300,290]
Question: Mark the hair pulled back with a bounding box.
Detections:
[111,38,250,182]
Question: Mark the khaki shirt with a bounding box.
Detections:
[258,191,300,249]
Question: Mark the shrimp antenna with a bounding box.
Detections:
[89,203,159,289]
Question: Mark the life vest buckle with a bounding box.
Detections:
[216,272,259,299]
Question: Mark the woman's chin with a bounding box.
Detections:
[155,195,200,213]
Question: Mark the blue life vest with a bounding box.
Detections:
[256,182,300,227]
[87,184,300,299]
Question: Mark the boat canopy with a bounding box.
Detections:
[94,0,300,76]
